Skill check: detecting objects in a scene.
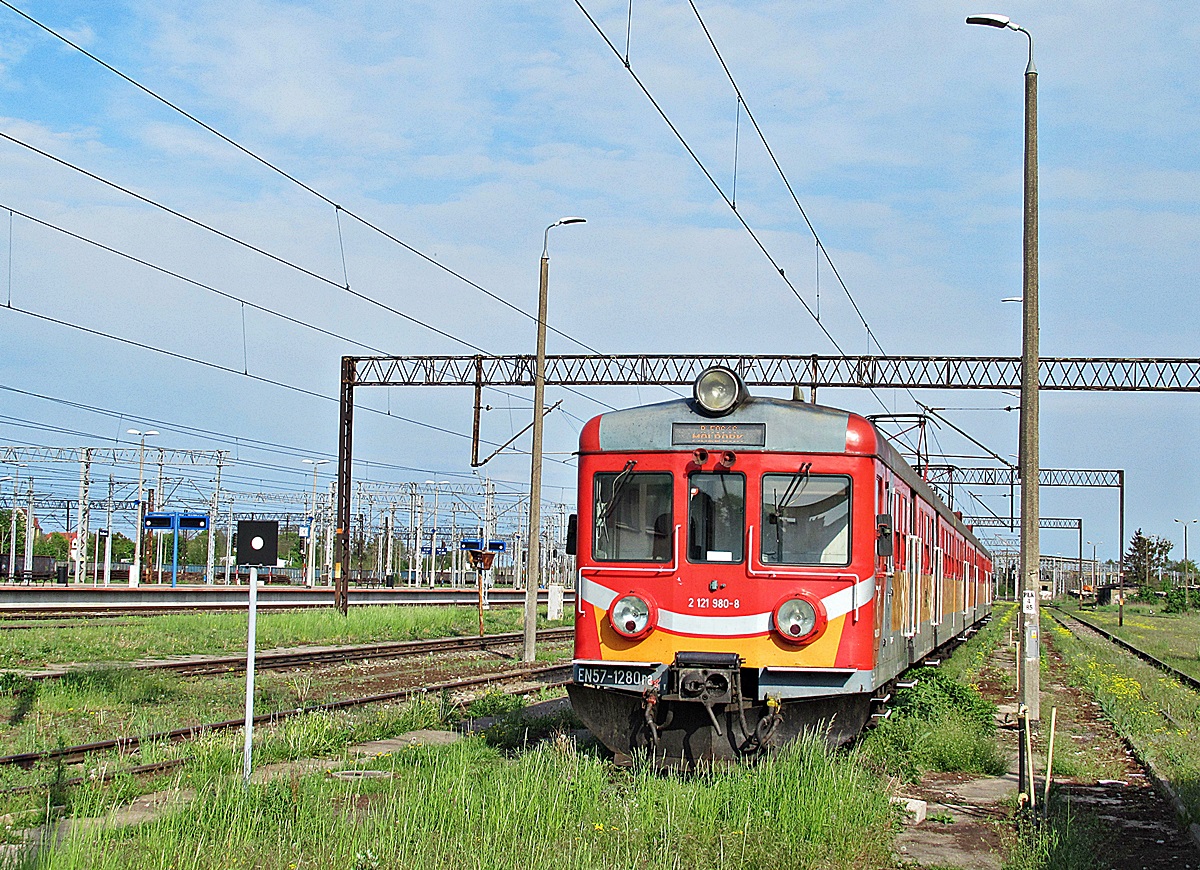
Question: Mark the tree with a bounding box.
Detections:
[36,532,71,561]
[1123,528,1174,591]
[0,508,28,556]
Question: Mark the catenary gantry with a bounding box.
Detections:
[333,352,1200,613]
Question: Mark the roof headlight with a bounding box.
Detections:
[773,596,820,644]
[694,366,746,416]
[610,594,654,638]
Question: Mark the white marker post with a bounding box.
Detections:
[243,564,259,782]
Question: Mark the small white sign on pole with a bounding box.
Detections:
[243,565,259,782]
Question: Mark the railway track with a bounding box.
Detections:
[0,662,572,769]
[22,627,576,681]
[1047,607,1200,692]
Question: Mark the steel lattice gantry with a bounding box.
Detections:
[333,353,1197,613]
[349,354,1200,390]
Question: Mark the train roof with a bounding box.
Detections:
[580,395,990,558]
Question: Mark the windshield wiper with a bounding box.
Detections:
[598,460,638,525]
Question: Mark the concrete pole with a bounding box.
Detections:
[8,473,17,581]
[524,251,551,663]
[207,460,222,584]
[224,499,232,580]
[103,475,113,586]
[324,481,336,584]
[76,449,91,584]
[24,479,34,582]
[385,505,395,584]
[1018,49,1041,722]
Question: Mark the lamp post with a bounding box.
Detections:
[425,480,450,585]
[968,12,1039,721]
[525,216,585,663]
[127,429,158,585]
[1087,540,1101,594]
[303,459,330,587]
[1174,519,1196,609]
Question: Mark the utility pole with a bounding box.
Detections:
[103,475,114,586]
[75,449,91,584]
[206,458,222,584]
[24,479,35,583]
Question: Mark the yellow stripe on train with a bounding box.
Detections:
[591,609,848,670]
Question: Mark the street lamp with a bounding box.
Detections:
[425,480,450,585]
[526,216,585,663]
[127,429,159,585]
[968,12,1039,721]
[1087,540,1101,594]
[1174,519,1196,609]
[302,459,330,587]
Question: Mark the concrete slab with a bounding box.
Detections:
[944,773,1020,804]
[61,788,195,835]
[895,825,1004,870]
[249,758,344,785]
[349,729,463,756]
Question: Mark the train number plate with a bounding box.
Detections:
[573,662,659,690]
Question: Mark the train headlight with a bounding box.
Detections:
[773,596,820,644]
[609,594,654,638]
[693,366,746,416]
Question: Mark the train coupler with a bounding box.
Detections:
[664,651,743,738]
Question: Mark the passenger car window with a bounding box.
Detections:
[687,473,745,563]
[760,473,851,566]
[593,471,673,562]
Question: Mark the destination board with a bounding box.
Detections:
[672,422,766,447]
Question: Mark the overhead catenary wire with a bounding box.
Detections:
[0,303,572,467]
[680,2,1012,480]
[0,0,648,374]
[0,139,623,417]
[2,2,1003,482]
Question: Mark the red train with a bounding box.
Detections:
[566,366,992,764]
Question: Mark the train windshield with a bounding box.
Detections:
[760,473,851,566]
[687,472,745,563]
[593,470,674,562]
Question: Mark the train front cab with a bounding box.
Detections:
[567,368,993,764]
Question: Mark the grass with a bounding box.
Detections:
[2,604,1024,868]
[0,605,570,670]
[0,603,575,809]
[1060,601,1200,683]
[1000,804,1099,870]
[29,722,898,870]
[1044,611,1200,821]
[859,604,1013,782]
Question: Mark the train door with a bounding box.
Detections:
[932,547,944,626]
[904,534,921,637]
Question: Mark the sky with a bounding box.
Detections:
[0,0,1197,563]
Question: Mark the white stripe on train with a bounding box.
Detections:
[578,574,876,637]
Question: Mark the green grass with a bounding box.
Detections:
[1000,805,1100,870]
[2,605,1023,867]
[32,726,897,870]
[859,666,1007,781]
[860,604,1013,782]
[1060,602,1200,683]
[1045,612,1200,821]
[0,605,571,670]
